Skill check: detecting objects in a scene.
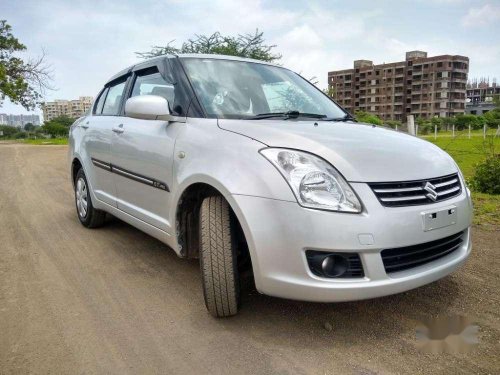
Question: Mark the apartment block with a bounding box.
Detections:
[328,51,469,121]
[42,96,93,121]
[0,113,41,127]
[465,79,499,115]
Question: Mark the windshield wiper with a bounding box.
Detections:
[325,114,357,122]
[246,110,327,120]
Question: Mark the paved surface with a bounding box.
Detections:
[0,143,499,374]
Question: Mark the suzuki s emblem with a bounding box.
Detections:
[424,182,438,201]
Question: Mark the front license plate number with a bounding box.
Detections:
[422,206,457,232]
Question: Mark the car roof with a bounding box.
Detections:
[105,54,282,84]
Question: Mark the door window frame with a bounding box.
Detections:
[97,74,131,117]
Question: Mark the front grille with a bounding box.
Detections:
[381,231,465,273]
[369,173,462,207]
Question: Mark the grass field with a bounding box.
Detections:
[425,134,499,227]
[18,138,69,145]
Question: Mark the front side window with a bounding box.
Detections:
[102,80,126,115]
[93,88,108,115]
[181,58,346,120]
[131,68,174,111]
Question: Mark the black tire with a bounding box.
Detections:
[199,196,240,317]
[74,168,106,228]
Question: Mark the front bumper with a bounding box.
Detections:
[231,183,472,302]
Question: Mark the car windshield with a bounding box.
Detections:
[181,58,347,120]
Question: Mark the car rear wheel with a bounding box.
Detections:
[199,196,240,317]
[74,168,106,228]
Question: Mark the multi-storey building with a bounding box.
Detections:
[42,96,93,121]
[328,51,469,121]
[0,113,41,127]
[466,79,499,115]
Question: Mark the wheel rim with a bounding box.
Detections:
[76,177,88,218]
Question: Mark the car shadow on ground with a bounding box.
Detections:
[92,214,464,349]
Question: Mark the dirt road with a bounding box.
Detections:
[1,143,499,374]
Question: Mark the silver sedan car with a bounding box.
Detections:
[69,54,472,317]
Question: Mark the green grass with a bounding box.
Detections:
[18,138,68,145]
[425,135,499,227]
[471,193,500,226]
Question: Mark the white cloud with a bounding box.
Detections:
[462,3,500,27]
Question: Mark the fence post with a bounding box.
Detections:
[407,115,415,135]
[395,125,398,131]
[416,124,419,136]
[496,125,500,138]
[452,124,455,138]
[484,124,486,139]
[434,125,437,140]
[468,124,471,139]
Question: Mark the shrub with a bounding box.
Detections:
[418,123,433,135]
[14,132,27,139]
[354,111,383,125]
[470,155,500,194]
[455,114,485,130]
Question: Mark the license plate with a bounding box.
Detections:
[421,206,457,232]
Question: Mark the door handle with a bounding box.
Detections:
[80,121,89,129]
[112,124,124,134]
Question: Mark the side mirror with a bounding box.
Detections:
[124,95,185,122]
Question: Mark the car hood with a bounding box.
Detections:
[218,119,457,182]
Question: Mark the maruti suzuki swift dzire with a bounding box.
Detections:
[69,54,472,317]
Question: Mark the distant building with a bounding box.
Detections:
[466,78,499,115]
[0,113,41,127]
[42,96,93,121]
[328,51,469,122]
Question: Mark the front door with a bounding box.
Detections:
[110,66,181,232]
[83,77,127,206]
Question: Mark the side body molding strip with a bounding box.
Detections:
[91,157,169,192]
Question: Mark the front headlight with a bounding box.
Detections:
[260,148,362,213]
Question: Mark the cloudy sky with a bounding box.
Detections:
[2,0,500,117]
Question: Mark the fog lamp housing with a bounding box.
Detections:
[306,251,364,278]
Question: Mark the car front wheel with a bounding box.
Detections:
[199,196,240,318]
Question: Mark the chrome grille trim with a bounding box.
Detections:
[369,173,462,207]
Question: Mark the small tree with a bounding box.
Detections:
[441,117,455,131]
[431,116,443,131]
[24,122,35,131]
[136,30,281,63]
[41,115,75,137]
[0,124,17,138]
[454,114,485,130]
[0,20,53,110]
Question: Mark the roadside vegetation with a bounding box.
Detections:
[427,135,499,227]
[0,115,74,143]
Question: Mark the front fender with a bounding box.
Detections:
[172,118,295,203]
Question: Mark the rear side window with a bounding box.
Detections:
[131,68,174,110]
[93,88,108,115]
[102,80,127,115]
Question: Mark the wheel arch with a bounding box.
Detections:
[71,156,84,188]
[173,177,256,279]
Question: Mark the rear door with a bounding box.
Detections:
[82,76,128,206]
[110,64,182,232]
